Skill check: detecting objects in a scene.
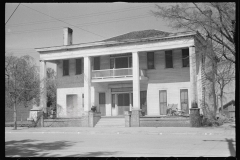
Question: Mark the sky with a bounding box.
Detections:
[5,3,176,69]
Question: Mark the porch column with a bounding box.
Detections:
[189,46,198,108]
[84,56,92,112]
[131,51,141,127]
[39,60,47,116]
[189,46,201,127]
[82,56,92,127]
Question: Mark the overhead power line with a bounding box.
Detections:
[5,3,21,25]
[6,4,152,27]
[21,4,105,38]
[6,14,151,35]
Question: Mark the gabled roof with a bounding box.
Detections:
[103,29,171,42]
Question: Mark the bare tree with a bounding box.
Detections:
[5,54,40,129]
[151,3,235,63]
[216,60,235,114]
[151,3,235,119]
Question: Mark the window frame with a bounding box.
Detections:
[147,52,155,69]
[63,59,69,76]
[165,50,173,68]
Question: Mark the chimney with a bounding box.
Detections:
[63,27,73,45]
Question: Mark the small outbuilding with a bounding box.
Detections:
[219,100,235,119]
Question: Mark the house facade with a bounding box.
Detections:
[36,28,206,119]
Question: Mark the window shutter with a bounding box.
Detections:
[182,49,189,67]
[147,52,154,69]
[63,60,69,76]
[94,57,100,70]
[165,50,173,68]
[76,59,82,75]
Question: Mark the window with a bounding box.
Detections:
[165,50,173,68]
[182,49,189,67]
[76,58,82,75]
[110,55,132,69]
[159,90,167,115]
[99,93,105,104]
[93,57,100,70]
[63,60,69,76]
[180,89,189,113]
[115,57,128,68]
[147,52,154,69]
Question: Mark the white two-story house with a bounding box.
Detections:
[36,28,206,118]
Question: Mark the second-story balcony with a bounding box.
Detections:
[92,68,147,82]
[92,68,132,79]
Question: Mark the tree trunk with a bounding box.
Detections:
[212,76,217,117]
[220,94,223,115]
[13,101,17,130]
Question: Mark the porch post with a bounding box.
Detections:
[189,46,201,127]
[131,51,141,127]
[39,60,47,121]
[189,46,198,108]
[82,56,92,127]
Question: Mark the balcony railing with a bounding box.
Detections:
[92,68,132,79]
[92,68,147,80]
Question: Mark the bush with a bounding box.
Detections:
[201,113,228,127]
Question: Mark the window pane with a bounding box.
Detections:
[165,51,173,68]
[147,52,154,69]
[182,49,189,67]
[94,57,100,70]
[76,59,82,75]
[63,60,69,76]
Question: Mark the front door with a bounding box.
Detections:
[159,90,167,115]
[117,93,130,115]
[180,89,189,114]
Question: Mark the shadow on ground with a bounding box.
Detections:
[5,139,120,157]
[203,138,235,157]
[5,139,76,157]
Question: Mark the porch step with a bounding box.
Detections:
[95,117,125,127]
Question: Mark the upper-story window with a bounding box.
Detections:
[93,57,100,70]
[147,52,155,69]
[165,50,173,68]
[63,60,69,76]
[110,53,132,69]
[182,49,189,67]
[76,58,82,75]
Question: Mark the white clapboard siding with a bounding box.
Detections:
[57,87,84,118]
[147,82,191,115]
